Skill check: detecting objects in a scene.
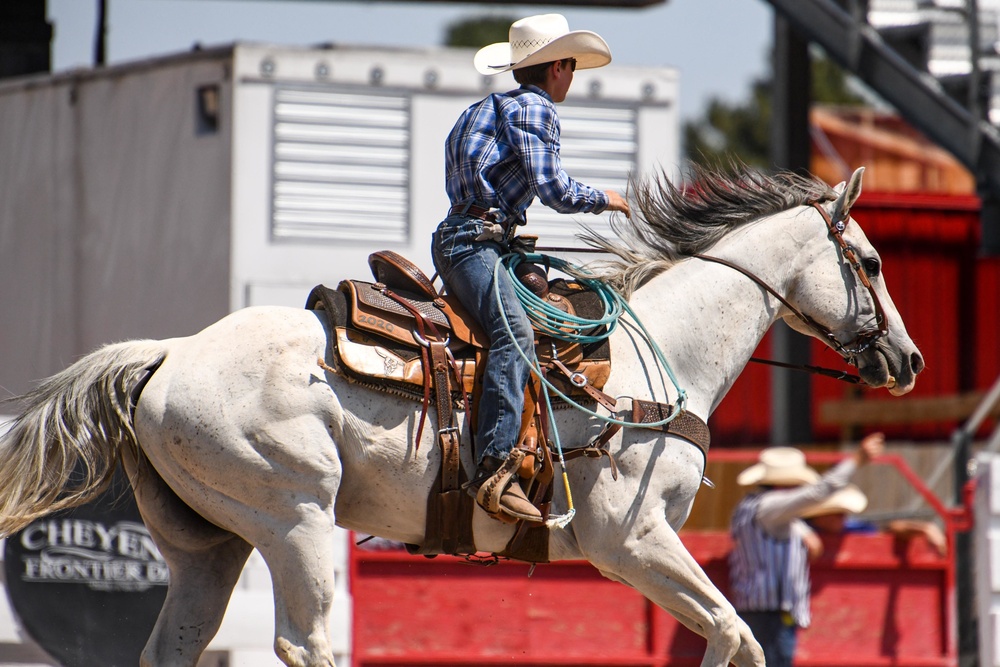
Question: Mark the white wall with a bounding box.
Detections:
[0,55,233,398]
[977,452,1000,667]
[229,43,679,310]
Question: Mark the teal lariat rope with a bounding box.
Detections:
[493,252,688,528]
[496,252,688,427]
[506,253,624,344]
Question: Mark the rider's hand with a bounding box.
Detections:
[605,190,631,218]
[855,432,885,466]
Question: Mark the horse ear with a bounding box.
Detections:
[831,167,865,222]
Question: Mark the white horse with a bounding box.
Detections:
[0,166,923,667]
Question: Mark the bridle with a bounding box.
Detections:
[693,201,889,383]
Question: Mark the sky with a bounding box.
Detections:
[46,0,774,122]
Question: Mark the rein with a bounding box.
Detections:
[694,201,888,384]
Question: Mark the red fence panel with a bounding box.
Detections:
[350,533,951,667]
[350,454,955,667]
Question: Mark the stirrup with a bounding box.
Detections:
[474,450,543,523]
[475,450,525,515]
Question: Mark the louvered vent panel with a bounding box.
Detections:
[526,105,637,246]
[271,88,410,243]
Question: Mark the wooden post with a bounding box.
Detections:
[770,14,813,445]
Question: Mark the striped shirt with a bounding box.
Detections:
[728,457,858,628]
[444,84,609,222]
[729,493,813,627]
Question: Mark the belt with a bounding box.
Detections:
[449,203,499,222]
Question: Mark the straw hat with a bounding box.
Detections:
[800,484,869,518]
[473,14,612,76]
[736,447,821,487]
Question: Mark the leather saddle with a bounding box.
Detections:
[307,249,613,405]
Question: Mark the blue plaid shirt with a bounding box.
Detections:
[445,84,609,222]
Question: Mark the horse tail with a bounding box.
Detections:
[0,340,169,537]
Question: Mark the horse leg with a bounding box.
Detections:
[588,521,764,667]
[254,504,340,667]
[653,594,762,667]
[122,448,253,667]
[134,368,346,667]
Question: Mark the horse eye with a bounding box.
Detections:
[863,257,881,278]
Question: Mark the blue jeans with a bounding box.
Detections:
[739,611,798,667]
[431,215,535,464]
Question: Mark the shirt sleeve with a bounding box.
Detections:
[504,98,609,214]
[755,457,859,538]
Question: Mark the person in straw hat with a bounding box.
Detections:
[432,14,630,523]
[728,433,885,667]
[803,483,947,557]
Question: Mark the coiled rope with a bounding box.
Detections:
[493,252,688,527]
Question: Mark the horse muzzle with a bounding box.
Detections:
[858,341,924,395]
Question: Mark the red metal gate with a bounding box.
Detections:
[350,454,956,667]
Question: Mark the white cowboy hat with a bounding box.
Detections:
[473,14,612,76]
[736,447,821,487]
[800,484,869,518]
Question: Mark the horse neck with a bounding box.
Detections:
[621,212,805,418]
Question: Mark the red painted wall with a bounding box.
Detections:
[709,193,999,444]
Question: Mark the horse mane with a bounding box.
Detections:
[579,163,838,297]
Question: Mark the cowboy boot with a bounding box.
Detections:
[466,451,543,523]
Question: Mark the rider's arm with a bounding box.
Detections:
[504,94,609,214]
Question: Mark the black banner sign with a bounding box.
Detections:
[3,469,169,667]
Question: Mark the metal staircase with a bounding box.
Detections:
[764,0,1000,252]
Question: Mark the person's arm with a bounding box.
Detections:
[505,99,610,214]
[884,520,948,556]
[604,189,631,217]
[853,432,885,467]
[757,433,885,534]
[794,519,824,561]
[756,458,858,533]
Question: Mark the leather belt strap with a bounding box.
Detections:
[378,282,475,555]
[378,285,444,450]
[567,399,710,481]
[429,340,461,553]
[561,444,620,480]
[430,342,453,444]
[546,357,617,412]
[449,203,499,222]
[544,357,710,466]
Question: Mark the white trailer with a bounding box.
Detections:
[0,42,678,665]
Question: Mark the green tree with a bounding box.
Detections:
[444,16,514,49]
[684,54,867,167]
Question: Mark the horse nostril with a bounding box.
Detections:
[911,351,925,375]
